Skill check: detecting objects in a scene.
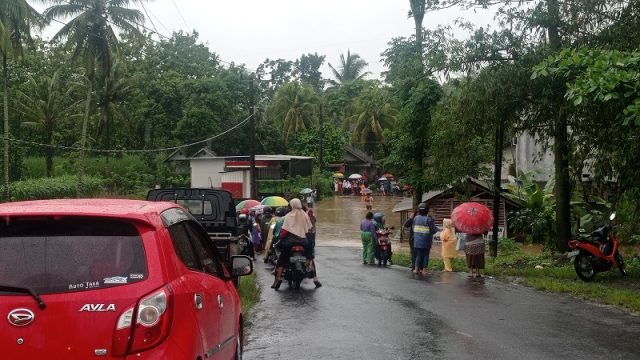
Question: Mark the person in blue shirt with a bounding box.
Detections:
[412,204,439,275]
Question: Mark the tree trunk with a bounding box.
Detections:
[547,0,572,251]
[409,0,426,73]
[46,120,54,177]
[553,111,571,252]
[78,69,94,197]
[3,53,9,200]
[410,0,427,209]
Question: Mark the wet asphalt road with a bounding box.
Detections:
[243,246,640,360]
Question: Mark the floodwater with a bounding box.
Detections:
[314,194,405,247]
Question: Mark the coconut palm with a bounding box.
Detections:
[347,87,397,154]
[96,60,131,177]
[44,0,145,192]
[16,71,80,177]
[0,0,45,199]
[269,82,319,143]
[328,50,370,86]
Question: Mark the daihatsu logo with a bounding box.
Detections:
[7,309,35,327]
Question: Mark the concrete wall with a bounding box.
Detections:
[190,158,226,187]
[515,132,555,182]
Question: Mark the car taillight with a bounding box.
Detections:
[112,286,173,356]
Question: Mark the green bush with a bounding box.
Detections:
[1,175,105,201]
[21,155,189,197]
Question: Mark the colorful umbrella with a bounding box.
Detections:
[236,199,260,212]
[383,172,394,178]
[300,188,314,194]
[451,202,494,235]
[348,173,362,179]
[378,177,388,181]
[333,172,344,178]
[260,196,289,207]
[361,188,373,194]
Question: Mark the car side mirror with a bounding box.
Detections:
[230,255,253,277]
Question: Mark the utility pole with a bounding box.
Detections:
[249,76,257,199]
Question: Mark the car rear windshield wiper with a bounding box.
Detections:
[0,284,46,309]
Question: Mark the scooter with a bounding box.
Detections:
[568,212,627,282]
[375,228,393,267]
[282,244,314,289]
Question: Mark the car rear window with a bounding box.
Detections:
[0,217,148,295]
[176,199,213,216]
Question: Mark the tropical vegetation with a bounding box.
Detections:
[0,0,639,253]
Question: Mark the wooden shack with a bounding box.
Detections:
[393,178,522,241]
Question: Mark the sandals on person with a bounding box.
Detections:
[314,280,322,288]
[271,280,282,290]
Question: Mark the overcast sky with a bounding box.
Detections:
[37,0,496,79]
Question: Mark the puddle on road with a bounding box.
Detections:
[313,195,405,247]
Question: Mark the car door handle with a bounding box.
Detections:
[194,294,203,310]
[217,295,224,310]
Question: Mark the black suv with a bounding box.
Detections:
[146,188,241,264]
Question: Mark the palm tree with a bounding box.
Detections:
[16,70,80,177]
[347,87,397,155]
[269,82,318,143]
[0,0,45,199]
[44,0,144,193]
[328,50,370,86]
[96,60,131,177]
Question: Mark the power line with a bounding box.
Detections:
[9,112,255,154]
[139,1,166,38]
[171,0,190,29]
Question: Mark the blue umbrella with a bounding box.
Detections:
[300,188,314,195]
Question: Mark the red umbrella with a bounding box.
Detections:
[451,202,494,234]
[236,199,260,212]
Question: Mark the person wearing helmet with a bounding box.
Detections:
[403,202,426,270]
[263,207,287,264]
[260,207,273,253]
[237,213,252,257]
[412,204,439,275]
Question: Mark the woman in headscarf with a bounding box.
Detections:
[271,198,313,289]
[440,219,457,272]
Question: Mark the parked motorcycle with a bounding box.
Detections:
[283,244,314,290]
[375,228,393,267]
[568,212,627,281]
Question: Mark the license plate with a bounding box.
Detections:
[567,250,579,258]
[291,256,306,263]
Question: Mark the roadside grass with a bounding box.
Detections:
[238,273,260,325]
[392,247,640,313]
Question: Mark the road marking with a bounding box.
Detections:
[456,331,473,338]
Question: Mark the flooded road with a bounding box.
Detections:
[314,195,404,247]
[244,247,640,360]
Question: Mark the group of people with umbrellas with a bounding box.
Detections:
[235,192,322,289]
[405,201,494,278]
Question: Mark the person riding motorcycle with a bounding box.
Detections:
[271,199,312,290]
[373,212,392,263]
[237,213,252,257]
[263,207,286,263]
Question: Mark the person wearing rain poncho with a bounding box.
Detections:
[412,204,439,275]
[373,212,392,264]
[271,199,321,290]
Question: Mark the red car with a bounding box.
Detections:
[0,199,253,359]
